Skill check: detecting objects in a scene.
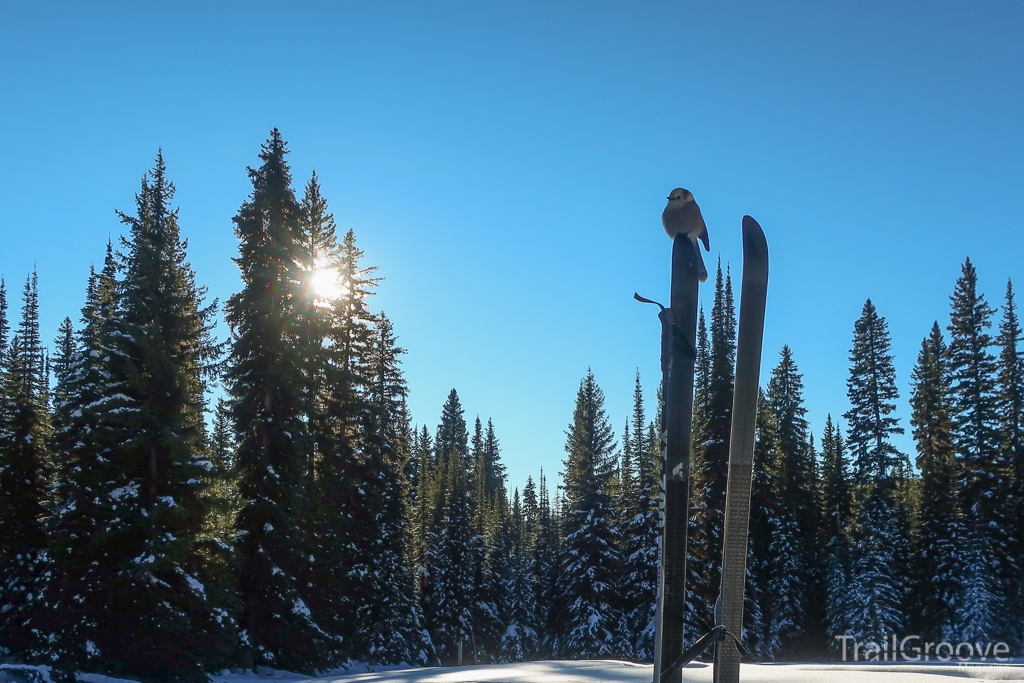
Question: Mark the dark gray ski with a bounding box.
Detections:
[714,216,769,683]
[648,234,701,683]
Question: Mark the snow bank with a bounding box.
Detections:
[5,660,1024,683]
[214,660,1024,683]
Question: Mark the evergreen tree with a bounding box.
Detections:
[819,416,853,647]
[92,151,233,678]
[421,452,476,664]
[620,372,660,661]
[687,310,710,639]
[946,258,1009,638]
[224,130,331,671]
[207,397,239,541]
[557,369,624,657]
[764,346,817,655]
[499,490,539,661]
[767,347,815,546]
[845,300,906,482]
[909,323,968,641]
[408,425,435,572]
[484,418,506,501]
[41,154,235,680]
[476,491,508,661]
[468,419,501,661]
[42,246,126,676]
[357,310,429,664]
[368,312,409,453]
[689,263,736,618]
[50,317,75,425]
[532,469,561,656]
[435,389,469,468]
[841,300,908,642]
[0,271,52,657]
[995,279,1024,637]
[844,480,908,642]
[333,229,381,387]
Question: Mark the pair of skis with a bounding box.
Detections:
[641,216,768,683]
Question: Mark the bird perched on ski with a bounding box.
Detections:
[662,187,710,282]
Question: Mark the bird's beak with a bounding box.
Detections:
[666,196,671,200]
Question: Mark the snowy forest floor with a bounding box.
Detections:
[7,660,1024,683]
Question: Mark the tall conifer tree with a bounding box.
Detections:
[818,415,854,651]
[43,248,124,675]
[225,130,331,671]
[946,258,1008,639]
[690,264,736,619]
[421,451,475,664]
[841,299,908,641]
[43,150,233,678]
[358,310,429,664]
[0,271,52,657]
[532,468,561,656]
[764,346,814,656]
[910,322,968,640]
[620,372,659,661]
[995,280,1024,633]
[557,369,624,657]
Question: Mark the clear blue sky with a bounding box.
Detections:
[2,2,1023,495]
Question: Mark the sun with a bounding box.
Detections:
[311,265,345,301]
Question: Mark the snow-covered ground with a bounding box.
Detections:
[213,660,1024,683]
[5,660,1024,683]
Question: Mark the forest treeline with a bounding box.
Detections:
[0,130,1022,681]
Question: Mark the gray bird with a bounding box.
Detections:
[662,187,710,282]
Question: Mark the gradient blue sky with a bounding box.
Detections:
[2,2,1022,494]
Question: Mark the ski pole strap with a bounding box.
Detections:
[658,625,747,681]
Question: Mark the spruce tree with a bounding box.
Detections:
[620,372,659,661]
[96,151,233,677]
[0,271,52,657]
[909,322,968,641]
[995,279,1024,638]
[39,155,235,679]
[334,229,380,386]
[436,389,469,469]
[532,469,561,656]
[421,452,476,664]
[224,130,331,671]
[819,415,853,648]
[408,425,435,571]
[946,258,1009,639]
[207,397,239,541]
[50,317,75,425]
[763,346,814,657]
[484,418,506,501]
[358,310,429,665]
[767,347,815,546]
[557,369,624,657]
[368,312,409,452]
[687,309,710,639]
[845,300,906,482]
[42,246,127,676]
[499,489,540,661]
[689,263,736,618]
[842,300,908,642]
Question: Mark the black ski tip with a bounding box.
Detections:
[741,215,769,273]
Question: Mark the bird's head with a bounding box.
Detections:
[667,187,693,203]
